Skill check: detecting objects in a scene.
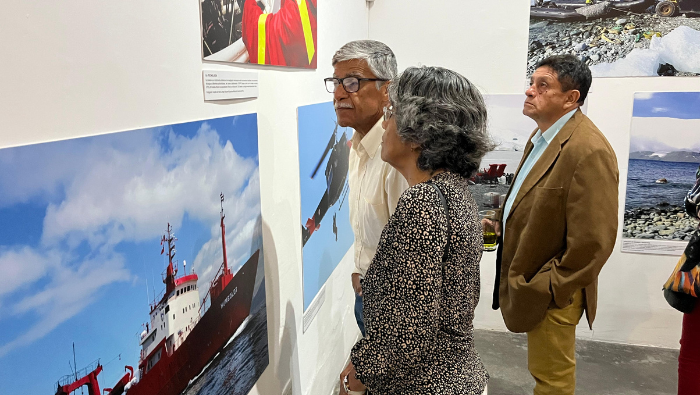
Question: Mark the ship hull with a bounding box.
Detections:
[127,250,260,395]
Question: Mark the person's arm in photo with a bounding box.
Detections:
[241,0,305,60]
[350,186,445,392]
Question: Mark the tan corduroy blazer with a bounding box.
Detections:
[493,109,619,333]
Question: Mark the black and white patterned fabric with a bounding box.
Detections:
[686,165,700,220]
[351,171,488,395]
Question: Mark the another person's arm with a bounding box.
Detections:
[384,165,409,217]
[352,165,407,296]
[350,186,446,392]
[685,165,700,220]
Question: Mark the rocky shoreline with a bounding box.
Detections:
[623,205,698,241]
[468,183,511,211]
[528,13,700,75]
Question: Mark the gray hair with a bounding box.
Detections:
[389,66,494,178]
[332,40,397,89]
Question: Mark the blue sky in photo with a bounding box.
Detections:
[629,92,700,153]
[0,114,261,394]
[298,102,354,310]
[633,92,700,119]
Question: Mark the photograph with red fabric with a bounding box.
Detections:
[201,0,317,69]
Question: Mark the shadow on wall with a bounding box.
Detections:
[307,270,347,395]
[255,219,300,394]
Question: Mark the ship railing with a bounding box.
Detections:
[56,359,100,387]
[198,260,225,316]
[149,289,166,311]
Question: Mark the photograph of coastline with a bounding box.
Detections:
[0,115,269,395]
[528,0,700,77]
[298,102,353,320]
[622,92,700,255]
[201,0,318,69]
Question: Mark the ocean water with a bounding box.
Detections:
[181,299,269,395]
[625,159,699,210]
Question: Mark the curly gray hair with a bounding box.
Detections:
[332,40,397,89]
[389,66,494,178]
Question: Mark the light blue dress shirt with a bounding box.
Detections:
[502,109,577,238]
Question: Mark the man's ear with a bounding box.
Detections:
[380,81,390,101]
[564,89,581,110]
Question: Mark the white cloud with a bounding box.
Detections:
[0,131,155,209]
[635,92,656,101]
[651,107,669,113]
[0,247,57,297]
[630,117,700,152]
[484,94,538,150]
[41,123,257,248]
[192,170,262,302]
[0,250,131,357]
[0,121,260,356]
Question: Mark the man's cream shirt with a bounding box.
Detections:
[348,119,408,277]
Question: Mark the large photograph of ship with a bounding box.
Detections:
[528,0,700,77]
[0,114,269,395]
[200,0,318,69]
[297,102,353,323]
[622,92,700,255]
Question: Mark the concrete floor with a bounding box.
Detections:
[474,329,680,395]
[332,330,679,395]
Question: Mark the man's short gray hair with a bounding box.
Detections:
[389,66,494,178]
[332,40,397,89]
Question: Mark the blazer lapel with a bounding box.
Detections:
[505,109,584,222]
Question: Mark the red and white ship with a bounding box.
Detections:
[56,194,260,395]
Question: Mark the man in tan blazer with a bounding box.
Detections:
[492,55,618,395]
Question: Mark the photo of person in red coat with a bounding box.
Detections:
[201,0,317,69]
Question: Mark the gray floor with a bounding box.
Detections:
[475,329,680,395]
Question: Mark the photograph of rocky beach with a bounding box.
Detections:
[529,0,700,77]
[623,158,698,241]
[622,92,700,250]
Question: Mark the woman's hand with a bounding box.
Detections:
[339,361,366,394]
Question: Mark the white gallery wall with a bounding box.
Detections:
[3,1,700,394]
[0,1,367,395]
[369,0,700,349]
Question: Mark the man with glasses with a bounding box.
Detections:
[327,40,407,336]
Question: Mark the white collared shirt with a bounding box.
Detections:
[348,119,409,276]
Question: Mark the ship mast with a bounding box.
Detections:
[220,193,230,276]
[161,223,177,296]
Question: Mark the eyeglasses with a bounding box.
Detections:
[383,105,394,122]
[324,77,388,93]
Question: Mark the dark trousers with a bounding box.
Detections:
[354,293,366,336]
[679,304,700,394]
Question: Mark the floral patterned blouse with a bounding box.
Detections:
[351,171,488,394]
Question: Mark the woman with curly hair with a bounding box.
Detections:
[339,66,493,395]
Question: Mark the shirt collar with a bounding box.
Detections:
[351,118,383,159]
[534,108,578,145]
